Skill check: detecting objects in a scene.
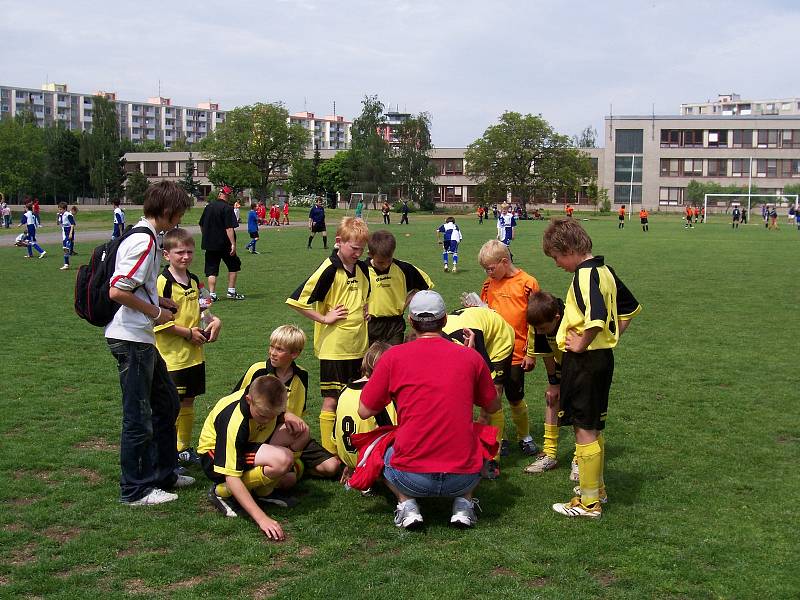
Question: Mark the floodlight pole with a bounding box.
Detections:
[747,156,753,222]
[628,155,634,220]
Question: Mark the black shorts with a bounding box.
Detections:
[249,231,259,239]
[319,358,362,399]
[204,249,242,277]
[368,315,405,346]
[200,441,262,484]
[503,364,526,403]
[300,438,334,469]
[618,215,624,221]
[558,349,614,431]
[169,363,206,400]
[491,354,513,385]
[640,218,648,224]
[311,221,327,233]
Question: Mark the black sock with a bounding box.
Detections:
[307,236,313,248]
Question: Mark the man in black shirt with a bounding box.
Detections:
[199,186,244,300]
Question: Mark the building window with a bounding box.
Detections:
[143,162,158,176]
[660,129,680,148]
[732,130,753,148]
[707,130,728,148]
[731,159,750,177]
[444,159,463,175]
[682,159,703,176]
[792,160,800,177]
[160,162,177,176]
[682,130,703,148]
[781,130,800,149]
[780,160,793,178]
[195,161,208,176]
[615,156,642,183]
[615,129,643,153]
[659,187,683,205]
[660,158,680,177]
[615,184,642,203]
[707,159,728,177]
[757,130,780,148]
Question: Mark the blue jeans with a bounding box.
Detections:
[383,446,480,498]
[108,339,179,502]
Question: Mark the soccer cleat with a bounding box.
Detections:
[452,265,457,273]
[255,489,299,509]
[177,447,201,465]
[226,291,245,300]
[523,453,558,474]
[209,292,218,302]
[443,265,449,272]
[499,439,511,457]
[174,474,196,488]
[552,496,602,519]
[450,496,480,528]
[60,264,70,270]
[572,485,608,504]
[394,499,423,529]
[519,439,539,456]
[124,488,178,506]
[481,459,500,480]
[251,251,260,255]
[569,459,580,482]
[39,251,47,258]
[207,485,242,518]
[23,255,31,258]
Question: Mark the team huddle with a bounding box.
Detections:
[101,182,641,540]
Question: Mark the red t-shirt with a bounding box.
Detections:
[360,336,497,474]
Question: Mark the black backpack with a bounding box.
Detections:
[74,226,156,326]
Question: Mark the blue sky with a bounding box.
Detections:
[2,0,798,146]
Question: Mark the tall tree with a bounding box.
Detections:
[572,125,598,148]
[80,96,124,201]
[179,152,200,200]
[287,148,322,197]
[347,95,393,194]
[318,149,351,206]
[465,112,594,204]
[0,115,45,199]
[394,112,436,210]
[125,169,150,204]
[43,126,88,201]
[200,102,308,200]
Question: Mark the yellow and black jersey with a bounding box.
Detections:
[443,306,515,366]
[231,361,309,418]
[368,258,434,318]
[286,252,370,360]
[526,297,565,369]
[333,380,397,469]
[154,268,203,371]
[557,256,641,352]
[197,391,280,477]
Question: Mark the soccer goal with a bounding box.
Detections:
[703,193,799,223]
[348,192,388,222]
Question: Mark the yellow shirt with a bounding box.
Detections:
[231,361,308,418]
[154,268,204,371]
[333,380,397,469]
[443,307,515,373]
[368,258,434,318]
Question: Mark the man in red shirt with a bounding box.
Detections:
[359,290,500,529]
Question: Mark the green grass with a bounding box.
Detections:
[1,213,798,599]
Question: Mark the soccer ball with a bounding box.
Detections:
[405,233,411,237]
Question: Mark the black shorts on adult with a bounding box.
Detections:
[319,358,362,399]
[503,364,526,403]
[249,231,259,239]
[204,249,242,277]
[300,438,335,469]
[311,221,326,233]
[368,315,405,346]
[169,363,206,400]
[491,354,513,385]
[558,349,614,431]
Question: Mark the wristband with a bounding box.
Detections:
[547,374,561,385]
[154,306,162,321]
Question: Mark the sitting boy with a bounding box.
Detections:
[232,325,340,479]
[199,375,310,541]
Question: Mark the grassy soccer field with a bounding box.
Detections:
[0,210,797,599]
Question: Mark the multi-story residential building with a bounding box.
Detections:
[0,83,226,148]
[289,112,351,150]
[681,93,800,117]
[376,110,411,147]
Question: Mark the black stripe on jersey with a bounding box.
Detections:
[356,260,371,297]
[212,394,249,473]
[572,274,585,314]
[394,259,430,293]
[374,404,394,427]
[588,267,608,325]
[607,266,641,318]
[288,261,338,304]
[444,328,491,367]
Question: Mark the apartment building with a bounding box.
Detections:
[376,110,411,147]
[0,83,226,148]
[289,112,351,150]
[604,114,800,209]
[681,93,800,117]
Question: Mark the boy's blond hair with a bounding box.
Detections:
[162,227,195,251]
[249,375,288,410]
[542,217,593,257]
[361,341,390,377]
[478,239,511,266]
[337,216,369,243]
[270,324,306,354]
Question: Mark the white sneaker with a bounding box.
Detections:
[552,496,602,519]
[523,453,558,474]
[443,265,449,272]
[569,459,580,482]
[39,251,47,259]
[59,264,70,270]
[394,499,423,529]
[174,474,195,488]
[452,265,457,273]
[573,485,608,504]
[124,488,178,506]
[450,497,480,528]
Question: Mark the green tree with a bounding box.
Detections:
[318,149,351,206]
[43,126,88,202]
[395,113,436,210]
[465,112,593,204]
[79,96,124,201]
[586,180,610,212]
[133,140,166,152]
[170,136,190,152]
[0,114,46,199]
[125,169,150,204]
[206,161,261,195]
[347,95,393,194]
[201,102,308,200]
[179,152,200,200]
[572,125,598,148]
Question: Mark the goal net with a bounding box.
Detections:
[348,192,388,222]
[703,193,799,223]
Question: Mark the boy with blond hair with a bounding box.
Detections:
[286,217,371,454]
[155,228,222,466]
[478,240,540,459]
[199,375,310,540]
[232,325,341,481]
[541,217,641,518]
[367,229,434,346]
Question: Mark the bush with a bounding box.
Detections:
[392,201,417,213]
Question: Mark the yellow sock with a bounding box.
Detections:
[576,440,602,506]
[215,482,231,498]
[487,410,505,461]
[509,400,530,440]
[597,432,605,488]
[242,466,280,492]
[293,458,305,481]
[543,423,559,459]
[176,406,194,452]
[319,411,337,454]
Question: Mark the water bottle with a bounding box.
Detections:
[460,291,486,308]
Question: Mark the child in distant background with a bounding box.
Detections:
[112,199,126,239]
[437,217,462,273]
[19,203,45,258]
[57,202,75,270]
[245,201,260,254]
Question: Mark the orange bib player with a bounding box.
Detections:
[617,205,625,229]
[639,208,649,232]
[693,206,700,224]
[685,205,694,228]
[566,204,574,218]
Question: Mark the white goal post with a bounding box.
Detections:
[348,192,388,222]
[703,193,799,223]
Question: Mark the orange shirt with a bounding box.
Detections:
[566,206,574,216]
[618,206,625,217]
[693,207,700,216]
[480,269,540,364]
[639,209,648,218]
[685,206,693,218]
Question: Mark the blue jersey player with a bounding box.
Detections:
[437,217,463,273]
[112,200,126,239]
[58,202,75,270]
[19,203,45,258]
[497,203,517,257]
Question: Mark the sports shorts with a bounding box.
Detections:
[444,240,459,253]
[368,315,405,346]
[319,358,362,399]
[502,363,526,403]
[201,441,263,484]
[640,218,648,224]
[558,349,614,431]
[249,231,259,239]
[204,249,242,277]
[491,354,513,385]
[311,221,327,233]
[300,438,334,469]
[169,362,206,400]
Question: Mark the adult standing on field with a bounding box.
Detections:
[199,185,244,301]
[400,200,409,225]
[307,196,328,249]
